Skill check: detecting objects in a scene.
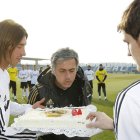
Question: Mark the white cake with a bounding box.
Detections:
[9,105,101,138]
[13,106,94,129]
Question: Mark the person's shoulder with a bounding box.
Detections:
[127,81,140,96]
[31,83,44,91]
[117,81,140,102]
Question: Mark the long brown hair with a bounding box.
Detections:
[0,19,28,64]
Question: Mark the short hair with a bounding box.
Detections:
[117,0,140,40]
[51,47,79,72]
[0,19,28,63]
[87,65,91,68]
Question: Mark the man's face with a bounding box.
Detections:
[123,32,140,71]
[53,58,77,90]
[88,66,91,70]
[99,65,103,69]
[9,36,26,67]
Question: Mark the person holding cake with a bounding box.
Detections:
[28,47,92,140]
[0,19,45,139]
[86,0,140,140]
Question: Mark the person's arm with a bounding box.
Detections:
[86,112,114,130]
[10,98,45,116]
[103,70,108,82]
[103,75,107,82]
[96,76,100,82]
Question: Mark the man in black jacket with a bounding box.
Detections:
[28,47,92,140]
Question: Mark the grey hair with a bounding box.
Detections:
[51,47,79,73]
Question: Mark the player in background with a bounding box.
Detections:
[26,65,32,91]
[30,65,39,88]
[95,64,108,100]
[84,65,94,95]
[7,66,18,101]
[18,65,29,99]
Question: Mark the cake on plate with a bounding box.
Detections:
[9,105,103,137]
[12,106,95,129]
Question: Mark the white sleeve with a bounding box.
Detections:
[10,101,32,116]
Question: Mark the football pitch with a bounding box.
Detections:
[9,73,140,140]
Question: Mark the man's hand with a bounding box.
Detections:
[86,112,114,130]
[32,98,45,109]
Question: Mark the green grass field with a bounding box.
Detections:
[9,73,140,140]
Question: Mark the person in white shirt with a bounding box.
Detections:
[86,1,140,140]
[0,19,45,139]
[31,65,39,88]
[84,65,94,100]
[26,65,32,91]
[84,65,94,89]
[18,65,29,98]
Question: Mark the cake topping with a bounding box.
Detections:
[72,108,82,116]
[45,109,67,117]
[72,109,78,116]
[77,109,82,115]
